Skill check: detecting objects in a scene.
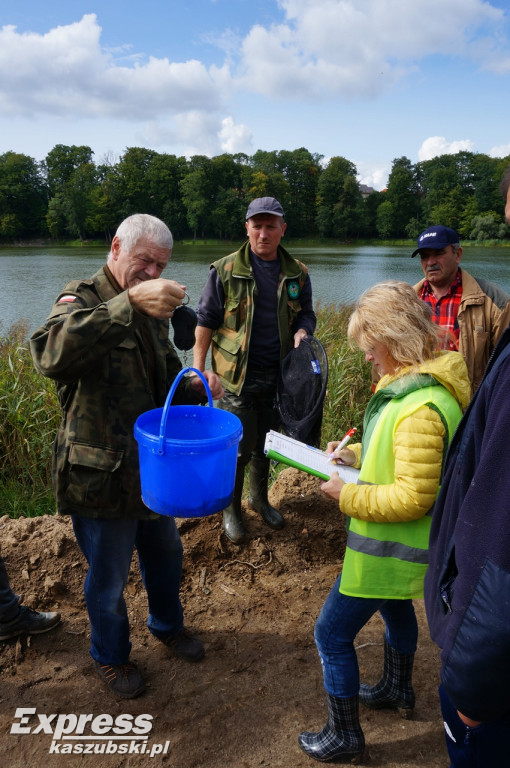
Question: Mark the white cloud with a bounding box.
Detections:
[418,136,476,161]
[489,142,510,158]
[219,117,253,154]
[238,0,507,100]
[357,164,390,192]
[1,2,507,125]
[0,14,229,119]
[0,2,508,167]
[172,111,227,157]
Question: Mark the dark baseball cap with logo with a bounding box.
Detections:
[411,225,460,258]
[245,196,285,220]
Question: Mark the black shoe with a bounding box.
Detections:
[93,660,146,699]
[158,627,205,662]
[0,605,61,641]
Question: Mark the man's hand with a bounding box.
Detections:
[190,370,224,400]
[128,279,187,318]
[293,328,307,348]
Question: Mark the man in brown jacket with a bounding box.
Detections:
[412,225,510,395]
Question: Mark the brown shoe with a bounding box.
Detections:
[93,660,146,698]
[157,627,205,662]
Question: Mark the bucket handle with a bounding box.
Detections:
[158,367,213,455]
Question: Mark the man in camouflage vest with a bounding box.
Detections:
[193,197,316,543]
[30,214,223,699]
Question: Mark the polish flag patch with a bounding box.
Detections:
[57,295,78,304]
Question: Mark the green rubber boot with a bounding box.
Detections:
[248,456,284,530]
[222,470,246,544]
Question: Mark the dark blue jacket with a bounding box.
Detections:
[424,326,510,723]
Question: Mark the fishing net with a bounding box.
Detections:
[276,335,328,447]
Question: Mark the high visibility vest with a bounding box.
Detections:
[340,383,463,600]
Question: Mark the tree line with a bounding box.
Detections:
[1,145,509,244]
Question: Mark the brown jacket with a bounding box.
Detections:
[414,268,510,396]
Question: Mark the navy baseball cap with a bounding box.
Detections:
[246,196,285,220]
[411,225,460,257]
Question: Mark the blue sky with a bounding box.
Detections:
[1,0,509,190]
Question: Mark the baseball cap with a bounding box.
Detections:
[245,196,285,220]
[411,225,460,257]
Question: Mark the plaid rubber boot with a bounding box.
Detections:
[298,693,366,764]
[359,638,415,719]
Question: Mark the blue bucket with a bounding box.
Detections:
[134,367,242,518]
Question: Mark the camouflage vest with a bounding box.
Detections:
[210,241,309,395]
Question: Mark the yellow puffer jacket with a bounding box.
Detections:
[340,351,470,524]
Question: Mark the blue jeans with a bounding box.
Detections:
[314,574,418,697]
[0,553,20,621]
[439,684,510,768]
[72,515,184,665]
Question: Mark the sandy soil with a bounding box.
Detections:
[0,468,448,768]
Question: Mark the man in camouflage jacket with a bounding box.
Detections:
[30,213,223,699]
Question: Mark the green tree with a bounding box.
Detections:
[146,153,189,238]
[87,159,121,241]
[0,152,47,239]
[273,148,322,236]
[179,168,210,240]
[316,156,358,237]
[332,175,366,239]
[43,144,94,197]
[248,150,290,208]
[458,198,480,240]
[385,157,418,237]
[46,194,67,239]
[427,187,466,232]
[376,200,394,239]
[114,147,158,218]
[470,213,509,241]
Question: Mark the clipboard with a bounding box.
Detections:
[264,430,360,483]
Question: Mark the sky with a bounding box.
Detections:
[0,0,509,190]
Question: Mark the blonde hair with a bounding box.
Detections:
[348,281,442,369]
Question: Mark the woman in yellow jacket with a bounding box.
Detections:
[299,282,471,764]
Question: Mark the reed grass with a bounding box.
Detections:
[0,304,372,518]
[0,322,59,517]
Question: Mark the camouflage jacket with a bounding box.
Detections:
[210,242,314,395]
[30,266,203,520]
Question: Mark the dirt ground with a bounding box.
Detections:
[0,468,449,768]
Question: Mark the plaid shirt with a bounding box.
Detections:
[419,269,462,351]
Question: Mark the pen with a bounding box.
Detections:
[328,428,357,463]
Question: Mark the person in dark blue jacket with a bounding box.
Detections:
[424,320,510,767]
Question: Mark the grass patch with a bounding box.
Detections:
[0,321,59,517]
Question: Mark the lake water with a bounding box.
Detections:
[2,242,510,334]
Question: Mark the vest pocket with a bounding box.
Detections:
[65,442,124,510]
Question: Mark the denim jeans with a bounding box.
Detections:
[439,684,510,768]
[314,573,418,697]
[0,553,20,621]
[72,515,184,665]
